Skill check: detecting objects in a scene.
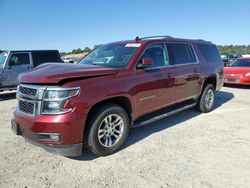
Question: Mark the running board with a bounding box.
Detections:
[133,103,196,128]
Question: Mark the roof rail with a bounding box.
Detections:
[135,35,173,41]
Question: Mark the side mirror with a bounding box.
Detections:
[8,61,15,68]
[142,58,153,66]
[7,64,12,69]
[137,58,153,69]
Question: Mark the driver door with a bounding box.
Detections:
[4,52,32,86]
[134,43,175,116]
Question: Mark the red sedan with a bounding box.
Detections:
[224,58,250,85]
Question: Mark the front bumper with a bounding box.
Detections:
[12,108,86,156]
[11,118,83,156]
[224,76,250,85]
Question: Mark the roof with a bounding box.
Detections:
[138,36,212,44]
[3,50,59,53]
[108,36,213,46]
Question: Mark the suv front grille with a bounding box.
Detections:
[19,86,37,96]
[16,84,46,116]
[18,100,35,115]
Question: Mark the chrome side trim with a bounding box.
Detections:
[133,103,196,128]
[41,108,73,115]
[45,86,81,91]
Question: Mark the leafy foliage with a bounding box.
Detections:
[72,48,83,54]
[217,45,250,55]
[83,47,91,52]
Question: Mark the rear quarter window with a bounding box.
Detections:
[32,51,60,67]
[197,44,221,62]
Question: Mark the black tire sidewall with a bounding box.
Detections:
[87,104,130,156]
[199,84,215,113]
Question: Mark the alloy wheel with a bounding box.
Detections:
[97,114,124,147]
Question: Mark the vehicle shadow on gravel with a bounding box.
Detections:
[0,92,16,101]
[126,91,234,148]
[71,90,234,161]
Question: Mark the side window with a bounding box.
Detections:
[9,53,30,66]
[138,44,169,68]
[197,44,221,62]
[32,51,60,67]
[167,43,197,65]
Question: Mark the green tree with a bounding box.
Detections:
[83,47,91,52]
[217,45,250,55]
[72,48,83,54]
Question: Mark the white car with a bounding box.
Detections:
[62,57,74,63]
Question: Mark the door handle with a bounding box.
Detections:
[193,68,198,73]
[166,73,173,78]
[166,73,171,77]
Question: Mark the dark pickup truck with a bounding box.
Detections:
[11,36,224,156]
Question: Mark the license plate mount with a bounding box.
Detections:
[227,78,236,82]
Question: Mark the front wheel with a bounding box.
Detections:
[196,84,215,113]
[85,104,130,156]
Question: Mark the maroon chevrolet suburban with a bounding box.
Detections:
[11,36,224,156]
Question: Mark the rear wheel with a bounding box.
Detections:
[85,104,130,156]
[196,84,215,113]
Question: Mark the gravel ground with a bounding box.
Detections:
[0,86,250,188]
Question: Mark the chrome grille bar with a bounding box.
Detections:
[16,84,46,116]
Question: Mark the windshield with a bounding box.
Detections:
[0,51,8,65]
[78,43,140,68]
[231,59,250,67]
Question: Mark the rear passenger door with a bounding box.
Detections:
[166,43,201,102]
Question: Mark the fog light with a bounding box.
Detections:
[50,135,60,141]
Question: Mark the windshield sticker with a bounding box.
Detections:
[125,43,141,48]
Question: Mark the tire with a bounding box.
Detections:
[196,84,215,113]
[85,103,130,156]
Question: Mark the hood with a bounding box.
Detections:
[19,63,119,84]
[224,67,250,75]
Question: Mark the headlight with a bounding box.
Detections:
[44,89,79,100]
[245,73,250,77]
[42,87,80,114]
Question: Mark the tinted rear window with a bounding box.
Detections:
[198,44,221,62]
[32,51,60,67]
[167,43,197,65]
